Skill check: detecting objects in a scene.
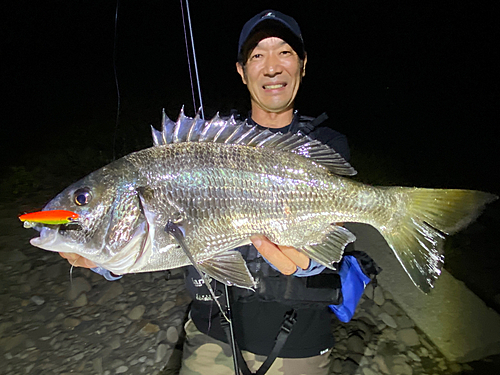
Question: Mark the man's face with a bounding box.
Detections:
[237,37,306,114]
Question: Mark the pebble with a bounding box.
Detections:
[107,335,121,350]
[166,326,179,344]
[30,295,45,306]
[156,330,168,345]
[73,293,88,307]
[96,282,124,305]
[362,368,378,375]
[65,277,91,300]
[379,312,397,328]
[93,357,103,374]
[381,301,399,316]
[1,334,27,351]
[397,328,421,347]
[160,301,176,313]
[391,363,413,375]
[373,286,385,306]
[63,317,81,328]
[156,343,168,363]
[128,305,146,320]
[394,315,414,329]
[110,359,125,369]
[6,249,28,263]
[347,335,365,354]
[115,365,128,373]
[407,350,421,362]
[0,213,482,375]
[140,322,161,335]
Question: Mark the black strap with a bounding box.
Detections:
[221,303,298,375]
[290,112,329,135]
[254,310,297,375]
[307,112,329,129]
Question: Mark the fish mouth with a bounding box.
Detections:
[31,220,151,275]
[30,225,79,253]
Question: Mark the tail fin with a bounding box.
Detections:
[377,188,497,293]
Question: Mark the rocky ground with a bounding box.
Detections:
[0,203,497,375]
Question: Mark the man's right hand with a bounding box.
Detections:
[60,253,96,268]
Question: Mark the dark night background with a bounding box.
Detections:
[2,0,499,327]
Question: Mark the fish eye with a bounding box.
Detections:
[73,188,92,206]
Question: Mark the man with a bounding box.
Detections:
[179,10,352,375]
[62,10,351,375]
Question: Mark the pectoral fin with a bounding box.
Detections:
[164,221,238,322]
[163,220,255,289]
[301,225,356,269]
[139,187,256,290]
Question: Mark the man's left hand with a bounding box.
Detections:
[250,235,310,275]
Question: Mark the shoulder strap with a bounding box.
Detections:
[254,310,297,375]
[290,112,329,135]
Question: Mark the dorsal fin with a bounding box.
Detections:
[151,110,357,176]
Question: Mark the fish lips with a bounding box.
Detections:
[30,225,81,253]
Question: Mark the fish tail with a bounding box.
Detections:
[377,187,497,293]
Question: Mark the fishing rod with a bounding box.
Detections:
[179,1,238,374]
[112,0,205,162]
[180,0,205,119]
[112,0,121,160]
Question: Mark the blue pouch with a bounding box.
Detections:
[329,252,379,323]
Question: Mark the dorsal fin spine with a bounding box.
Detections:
[257,133,282,148]
[213,119,228,143]
[235,126,258,144]
[187,113,200,142]
[151,110,357,176]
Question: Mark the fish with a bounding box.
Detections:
[26,110,497,293]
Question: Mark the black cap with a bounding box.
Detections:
[237,10,305,63]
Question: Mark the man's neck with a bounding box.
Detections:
[250,106,295,129]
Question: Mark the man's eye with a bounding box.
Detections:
[251,53,263,59]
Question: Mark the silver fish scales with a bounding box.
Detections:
[129,142,348,259]
[28,110,497,293]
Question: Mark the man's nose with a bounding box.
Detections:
[263,55,282,77]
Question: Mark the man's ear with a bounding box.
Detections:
[301,54,307,77]
[236,62,247,85]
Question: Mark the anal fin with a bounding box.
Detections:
[301,225,356,269]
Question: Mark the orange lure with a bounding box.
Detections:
[19,210,79,225]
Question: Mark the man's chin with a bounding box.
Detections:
[252,100,295,115]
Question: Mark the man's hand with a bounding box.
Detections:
[250,235,310,275]
[60,253,96,268]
